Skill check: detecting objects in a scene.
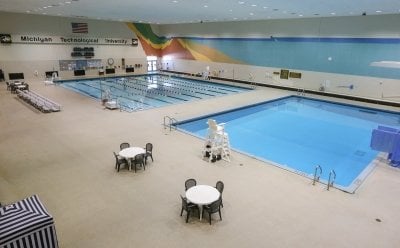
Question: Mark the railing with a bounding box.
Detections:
[312,165,322,185]
[163,116,178,131]
[327,170,336,191]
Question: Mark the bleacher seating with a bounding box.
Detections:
[16,89,61,113]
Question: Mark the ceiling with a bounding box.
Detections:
[0,0,399,24]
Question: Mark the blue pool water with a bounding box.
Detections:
[176,96,400,193]
[58,74,251,111]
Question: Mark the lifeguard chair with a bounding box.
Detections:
[203,119,231,162]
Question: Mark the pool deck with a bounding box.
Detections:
[1,77,400,248]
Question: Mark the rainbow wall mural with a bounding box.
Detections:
[126,23,242,64]
[127,22,400,79]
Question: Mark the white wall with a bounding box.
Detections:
[164,58,398,103]
[0,12,147,80]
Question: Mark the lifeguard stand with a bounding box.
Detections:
[203,119,231,162]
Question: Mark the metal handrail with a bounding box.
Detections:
[312,165,322,185]
[327,170,336,191]
[163,116,178,131]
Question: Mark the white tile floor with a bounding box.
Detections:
[1,77,400,248]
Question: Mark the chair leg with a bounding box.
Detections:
[180,207,184,216]
[186,210,190,223]
[209,212,212,225]
[219,209,222,220]
[117,164,120,172]
[142,162,145,170]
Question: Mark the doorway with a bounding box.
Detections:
[147,56,157,72]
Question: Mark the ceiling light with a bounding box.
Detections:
[229,9,233,12]
[26,10,31,13]
[204,5,208,7]
[251,4,257,7]
[298,14,303,17]
[376,10,382,13]
[249,13,254,15]
[331,12,336,15]
[172,0,178,3]
[43,6,47,9]
[238,1,245,4]
[263,6,268,9]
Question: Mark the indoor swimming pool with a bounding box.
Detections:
[58,74,251,111]
[176,96,400,193]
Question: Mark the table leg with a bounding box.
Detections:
[198,205,203,220]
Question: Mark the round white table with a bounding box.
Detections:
[118,147,145,170]
[185,185,220,220]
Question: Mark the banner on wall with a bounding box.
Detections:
[0,34,12,44]
[5,34,137,46]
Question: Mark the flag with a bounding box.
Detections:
[71,23,88,33]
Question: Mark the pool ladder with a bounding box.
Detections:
[312,165,322,185]
[312,165,336,191]
[163,116,178,131]
[327,170,336,191]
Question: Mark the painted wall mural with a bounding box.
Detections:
[128,23,400,79]
[126,23,242,64]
